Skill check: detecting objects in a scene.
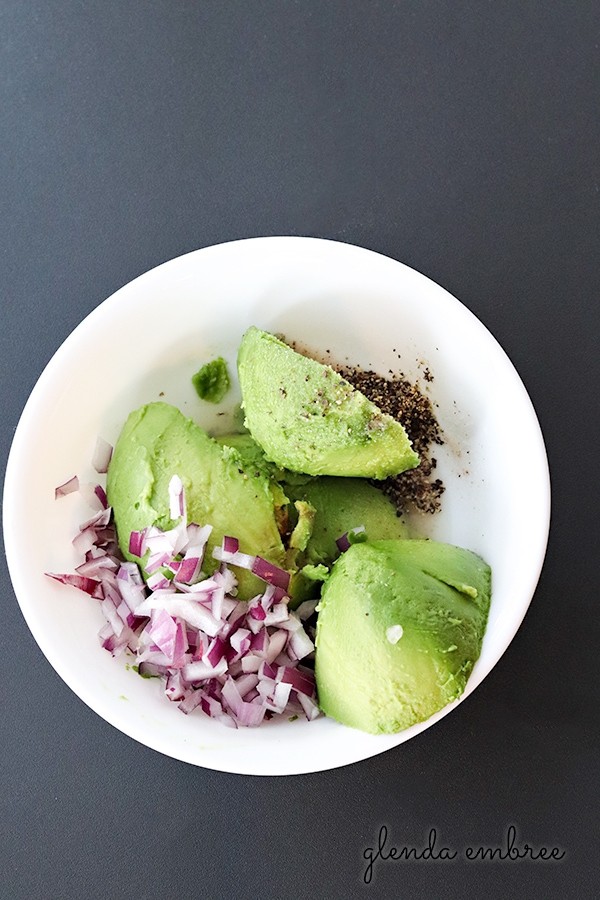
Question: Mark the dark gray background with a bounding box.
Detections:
[1,2,598,898]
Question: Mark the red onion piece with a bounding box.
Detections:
[92,436,113,474]
[145,550,172,575]
[222,677,266,727]
[235,673,259,698]
[249,603,266,621]
[128,530,145,557]
[335,532,351,553]
[54,475,79,499]
[295,599,319,621]
[203,636,226,668]
[46,572,102,597]
[297,692,321,720]
[165,670,188,701]
[336,524,366,553]
[279,665,315,697]
[138,661,169,679]
[223,536,239,554]
[240,654,262,673]
[177,555,201,584]
[94,484,109,510]
[179,690,204,715]
[229,628,251,656]
[265,629,288,665]
[146,571,171,592]
[251,556,290,592]
[183,658,228,682]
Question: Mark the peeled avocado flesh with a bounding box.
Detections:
[237,327,420,478]
[106,402,286,600]
[315,540,491,734]
[285,477,410,566]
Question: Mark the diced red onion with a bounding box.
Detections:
[250,629,268,657]
[50,478,321,729]
[212,544,255,569]
[259,661,277,681]
[335,532,351,553]
[72,527,100,557]
[75,556,117,579]
[136,594,222,637]
[222,677,266,727]
[229,628,251,656]
[147,609,178,660]
[101,596,125,637]
[179,690,204,714]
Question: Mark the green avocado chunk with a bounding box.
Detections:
[237,327,420,478]
[286,477,410,567]
[315,540,491,734]
[106,402,286,600]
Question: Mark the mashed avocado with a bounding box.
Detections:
[237,327,420,478]
[315,540,491,734]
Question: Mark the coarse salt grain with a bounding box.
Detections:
[386,624,404,644]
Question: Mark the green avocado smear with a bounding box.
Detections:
[192,356,230,403]
[105,327,491,734]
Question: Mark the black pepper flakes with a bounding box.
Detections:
[337,366,445,514]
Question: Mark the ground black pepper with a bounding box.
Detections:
[338,366,445,515]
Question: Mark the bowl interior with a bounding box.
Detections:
[3,237,550,775]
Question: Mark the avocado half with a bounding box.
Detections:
[237,327,420,479]
[315,540,491,734]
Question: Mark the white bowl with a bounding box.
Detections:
[3,237,550,775]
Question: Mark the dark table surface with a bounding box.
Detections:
[1,2,598,898]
